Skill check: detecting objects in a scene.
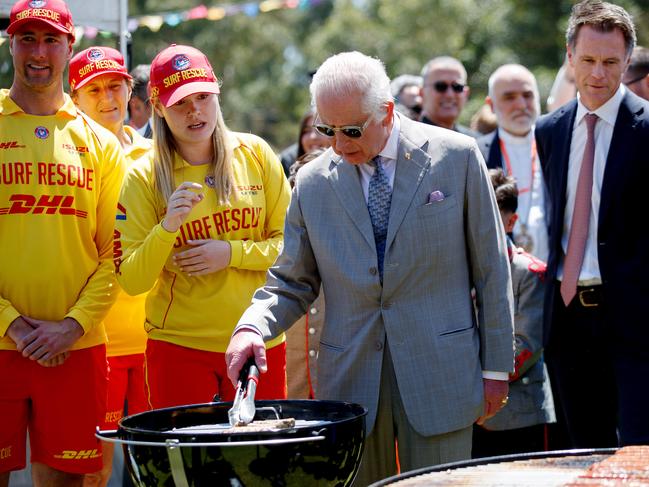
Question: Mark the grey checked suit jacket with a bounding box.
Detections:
[238,116,515,436]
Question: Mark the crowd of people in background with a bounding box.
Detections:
[1,0,648,486]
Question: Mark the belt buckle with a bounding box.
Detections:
[578,288,599,307]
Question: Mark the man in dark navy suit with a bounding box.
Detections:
[535,0,649,448]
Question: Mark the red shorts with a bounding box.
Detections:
[0,346,107,474]
[102,354,148,429]
[144,339,287,410]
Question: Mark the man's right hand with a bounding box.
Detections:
[6,317,70,367]
[6,316,36,348]
[225,329,267,387]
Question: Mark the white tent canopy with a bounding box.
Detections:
[1,0,128,60]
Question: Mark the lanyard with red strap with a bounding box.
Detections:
[498,137,537,195]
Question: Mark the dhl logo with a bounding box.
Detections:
[0,194,87,218]
[54,449,101,460]
[0,141,26,149]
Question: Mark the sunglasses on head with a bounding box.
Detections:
[313,116,372,139]
[428,81,465,93]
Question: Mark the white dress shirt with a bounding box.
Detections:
[499,128,549,262]
[355,115,401,202]
[558,84,626,284]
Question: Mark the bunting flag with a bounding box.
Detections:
[73,0,326,41]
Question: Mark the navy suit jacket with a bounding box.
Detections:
[535,92,649,345]
[477,130,503,170]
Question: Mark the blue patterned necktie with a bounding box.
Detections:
[367,156,392,282]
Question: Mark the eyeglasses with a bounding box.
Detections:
[313,116,372,139]
[426,81,466,94]
[624,74,646,86]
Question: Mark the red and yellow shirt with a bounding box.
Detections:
[114,132,290,352]
[0,90,125,351]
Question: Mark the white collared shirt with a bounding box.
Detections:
[355,114,401,203]
[135,118,153,137]
[499,128,548,261]
[558,84,626,283]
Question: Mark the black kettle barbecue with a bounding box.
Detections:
[96,360,367,486]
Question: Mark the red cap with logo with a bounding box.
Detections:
[68,47,131,91]
[7,0,75,41]
[148,44,220,107]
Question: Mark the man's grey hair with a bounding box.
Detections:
[390,74,423,100]
[626,46,649,80]
[566,0,636,57]
[130,64,151,103]
[487,64,539,99]
[487,64,541,120]
[420,56,468,84]
[310,51,392,120]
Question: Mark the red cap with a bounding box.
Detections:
[7,0,75,41]
[69,47,131,91]
[149,44,220,107]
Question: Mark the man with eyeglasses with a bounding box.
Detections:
[622,46,649,100]
[420,56,479,137]
[226,51,514,486]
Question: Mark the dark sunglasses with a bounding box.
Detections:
[313,117,372,139]
[427,81,465,93]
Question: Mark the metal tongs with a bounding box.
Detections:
[228,357,259,426]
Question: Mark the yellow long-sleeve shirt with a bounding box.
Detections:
[103,126,151,357]
[114,132,290,352]
[0,90,125,351]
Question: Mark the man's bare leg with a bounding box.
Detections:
[83,443,114,487]
[32,462,83,487]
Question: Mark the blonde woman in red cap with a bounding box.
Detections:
[68,46,151,487]
[0,1,126,486]
[114,45,291,409]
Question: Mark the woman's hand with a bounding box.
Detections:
[162,182,204,233]
[174,239,231,276]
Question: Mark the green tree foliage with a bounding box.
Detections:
[1,0,647,149]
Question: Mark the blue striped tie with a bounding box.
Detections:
[367,156,392,282]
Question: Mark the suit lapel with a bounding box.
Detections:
[489,131,504,170]
[599,93,644,227]
[385,133,430,251]
[327,155,376,249]
[552,102,578,221]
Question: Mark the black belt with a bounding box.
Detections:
[575,285,603,307]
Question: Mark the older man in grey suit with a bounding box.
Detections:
[226,51,514,486]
